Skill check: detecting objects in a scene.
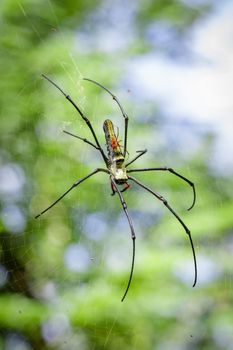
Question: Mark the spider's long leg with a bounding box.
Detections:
[35,168,109,219]
[41,74,108,165]
[127,167,196,210]
[110,178,136,302]
[83,78,129,158]
[128,175,197,287]
[125,149,147,167]
[63,130,100,150]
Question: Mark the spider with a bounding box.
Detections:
[35,74,197,301]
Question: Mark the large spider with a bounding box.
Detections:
[35,74,197,301]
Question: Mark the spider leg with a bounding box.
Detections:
[110,181,130,195]
[125,149,147,167]
[128,175,197,287]
[127,166,196,210]
[120,182,130,193]
[41,74,108,165]
[35,168,109,219]
[110,178,116,196]
[83,78,129,158]
[63,130,100,150]
[110,177,136,302]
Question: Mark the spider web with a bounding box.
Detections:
[1,1,233,349]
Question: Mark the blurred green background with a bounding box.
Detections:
[1,0,233,349]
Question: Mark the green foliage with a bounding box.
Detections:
[0,0,232,349]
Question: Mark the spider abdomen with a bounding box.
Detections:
[103,119,128,183]
[103,119,124,165]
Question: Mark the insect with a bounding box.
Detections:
[35,74,197,301]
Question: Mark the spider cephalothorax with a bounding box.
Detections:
[35,74,197,301]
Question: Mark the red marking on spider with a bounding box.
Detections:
[111,137,120,149]
[121,182,130,193]
[111,181,130,195]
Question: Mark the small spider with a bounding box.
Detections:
[35,74,197,301]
